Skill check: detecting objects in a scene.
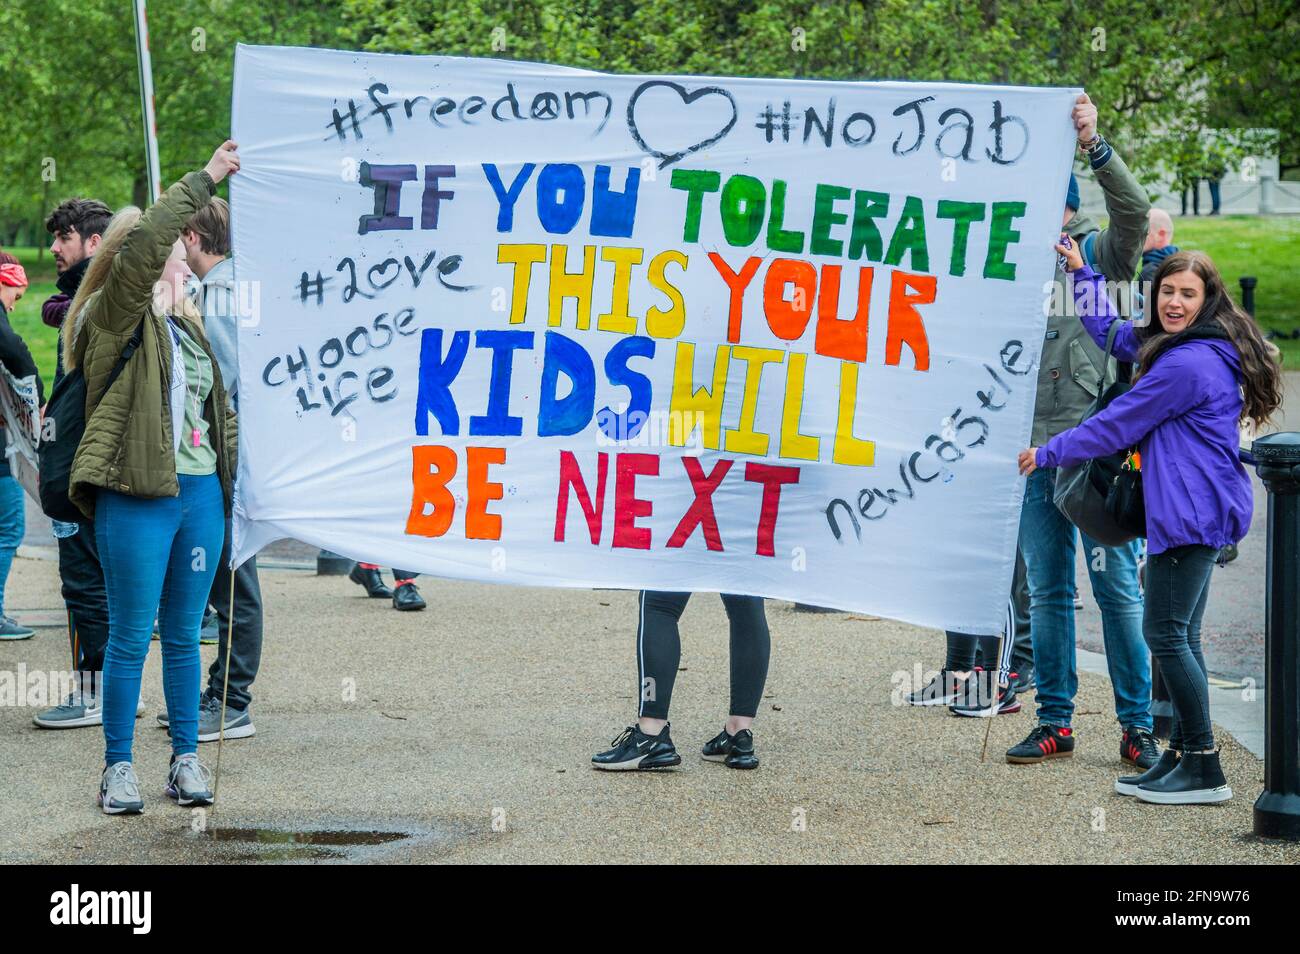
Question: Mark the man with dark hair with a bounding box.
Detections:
[34,197,124,729]
[42,199,112,342]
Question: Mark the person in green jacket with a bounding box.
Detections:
[64,142,241,815]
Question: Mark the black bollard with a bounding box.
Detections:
[316,549,352,576]
[1239,276,1257,317]
[1252,432,1300,840]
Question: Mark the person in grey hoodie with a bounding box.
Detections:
[156,197,261,742]
[1005,93,1159,771]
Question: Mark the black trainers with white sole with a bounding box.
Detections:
[904,670,967,707]
[701,727,759,769]
[592,724,681,771]
[949,669,1021,718]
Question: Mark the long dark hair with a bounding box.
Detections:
[1136,251,1282,429]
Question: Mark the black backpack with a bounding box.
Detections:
[1050,322,1143,546]
[38,323,144,522]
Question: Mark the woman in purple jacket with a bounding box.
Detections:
[1020,242,1281,805]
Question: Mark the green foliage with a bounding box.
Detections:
[1173,214,1300,367]
[0,0,347,249]
[0,0,1294,251]
[4,247,59,386]
[341,0,1297,183]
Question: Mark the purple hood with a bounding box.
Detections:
[1037,268,1252,555]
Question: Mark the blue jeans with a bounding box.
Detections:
[0,475,24,615]
[1019,468,1151,730]
[96,473,225,764]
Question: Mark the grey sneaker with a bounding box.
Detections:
[34,689,103,729]
[158,693,256,742]
[0,615,34,640]
[99,761,144,815]
[165,753,213,806]
[35,690,144,728]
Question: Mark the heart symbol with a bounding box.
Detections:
[626,81,738,169]
[367,258,401,290]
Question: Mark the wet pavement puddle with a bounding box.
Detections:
[177,817,476,863]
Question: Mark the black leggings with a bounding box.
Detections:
[1143,545,1216,751]
[944,589,1017,679]
[944,632,1012,678]
[637,591,770,721]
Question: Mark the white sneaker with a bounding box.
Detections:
[99,761,144,815]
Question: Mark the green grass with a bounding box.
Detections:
[3,215,1299,383]
[1173,215,1300,368]
[4,246,60,385]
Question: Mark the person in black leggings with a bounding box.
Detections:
[592,591,770,771]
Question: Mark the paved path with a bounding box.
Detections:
[2,557,1295,864]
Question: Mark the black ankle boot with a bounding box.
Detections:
[1115,749,1179,797]
[1135,750,1232,805]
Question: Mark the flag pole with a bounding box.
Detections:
[132,0,163,200]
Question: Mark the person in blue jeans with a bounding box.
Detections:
[1003,94,1159,769]
[0,477,28,637]
[1009,471,1153,766]
[62,143,241,814]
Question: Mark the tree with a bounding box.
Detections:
[340,0,1297,189]
[1,0,1293,247]
[0,0,347,248]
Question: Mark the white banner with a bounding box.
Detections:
[230,44,1077,633]
[0,367,41,502]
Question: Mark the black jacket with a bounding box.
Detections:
[46,257,89,386]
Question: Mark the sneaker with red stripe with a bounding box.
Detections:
[1121,726,1160,770]
[1006,724,1075,764]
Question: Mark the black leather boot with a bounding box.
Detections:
[1115,749,1179,797]
[1135,750,1232,804]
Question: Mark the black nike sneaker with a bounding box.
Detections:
[1006,724,1075,764]
[1121,726,1160,770]
[949,668,1021,718]
[904,670,967,707]
[592,724,682,771]
[701,727,759,769]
